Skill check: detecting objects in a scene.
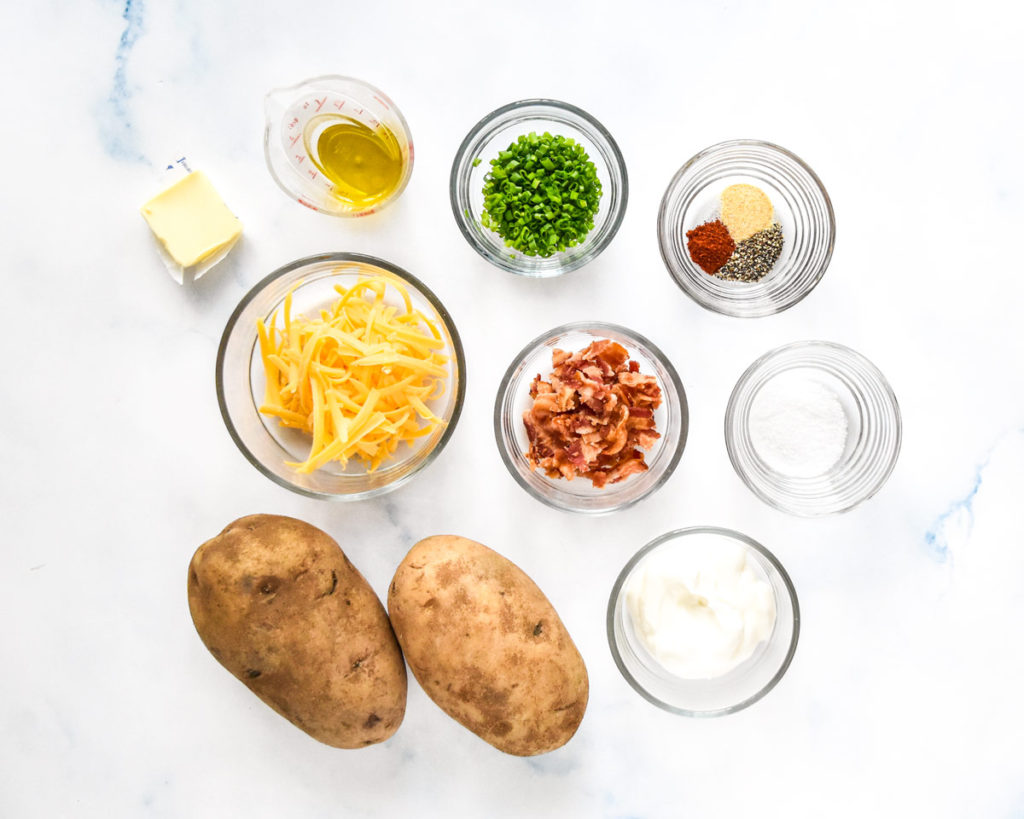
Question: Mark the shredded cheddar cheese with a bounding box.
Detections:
[256,275,449,473]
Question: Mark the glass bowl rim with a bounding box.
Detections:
[215,251,467,500]
[606,525,801,717]
[492,320,688,514]
[724,339,902,516]
[449,97,629,278]
[656,137,836,318]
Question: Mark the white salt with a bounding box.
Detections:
[749,376,848,478]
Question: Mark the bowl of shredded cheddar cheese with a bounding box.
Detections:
[217,253,466,500]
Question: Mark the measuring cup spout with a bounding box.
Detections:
[263,85,295,125]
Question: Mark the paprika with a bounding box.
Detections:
[685,220,735,275]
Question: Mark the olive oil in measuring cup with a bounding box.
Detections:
[306,116,404,209]
[263,76,414,217]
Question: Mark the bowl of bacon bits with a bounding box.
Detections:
[494,322,688,514]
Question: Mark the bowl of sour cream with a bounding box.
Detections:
[607,527,799,716]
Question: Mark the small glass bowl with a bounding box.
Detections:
[607,527,800,717]
[494,322,687,514]
[450,99,628,278]
[263,75,414,218]
[658,139,835,317]
[725,341,901,516]
[216,253,465,500]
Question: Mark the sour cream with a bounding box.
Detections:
[624,536,776,679]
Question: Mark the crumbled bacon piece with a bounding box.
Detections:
[523,339,662,487]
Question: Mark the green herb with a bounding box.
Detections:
[480,131,602,257]
[472,157,482,167]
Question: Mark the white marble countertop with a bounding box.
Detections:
[4,1,1023,816]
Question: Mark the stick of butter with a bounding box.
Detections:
[140,171,242,283]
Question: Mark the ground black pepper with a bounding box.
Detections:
[715,224,784,282]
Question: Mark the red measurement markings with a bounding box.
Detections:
[372,95,390,111]
[308,169,318,180]
[289,133,301,147]
[334,100,346,111]
[315,97,326,112]
[287,117,299,130]
[298,198,317,211]
[294,155,305,164]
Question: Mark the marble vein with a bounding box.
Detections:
[925,427,1024,563]
[98,0,146,161]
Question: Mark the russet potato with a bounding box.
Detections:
[187,514,406,748]
[388,535,588,756]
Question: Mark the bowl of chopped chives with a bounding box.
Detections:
[216,253,466,500]
[450,99,628,278]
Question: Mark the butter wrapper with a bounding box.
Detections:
[141,159,243,284]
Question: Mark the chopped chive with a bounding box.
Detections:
[479,131,601,258]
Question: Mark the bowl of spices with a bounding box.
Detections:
[658,139,834,317]
[450,99,628,277]
[607,527,800,716]
[263,76,414,218]
[725,341,901,516]
[217,253,466,500]
[494,322,687,513]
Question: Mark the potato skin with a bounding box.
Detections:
[388,535,588,756]
[187,514,406,748]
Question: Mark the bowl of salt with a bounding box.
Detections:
[724,340,901,516]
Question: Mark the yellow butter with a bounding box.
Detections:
[140,171,242,268]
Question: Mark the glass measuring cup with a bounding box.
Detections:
[263,75,414,217]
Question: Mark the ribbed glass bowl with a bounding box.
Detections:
[493,322,687,514]
[450,99,628,277]
[607,527,800,717]
[725,341,901,516]
[658,139,834,317]
[216,253,465,500]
